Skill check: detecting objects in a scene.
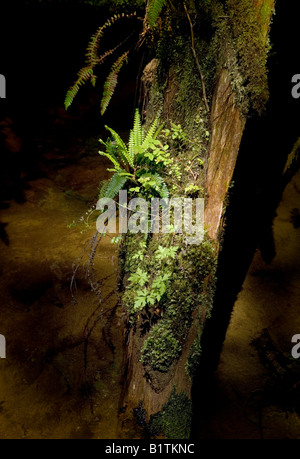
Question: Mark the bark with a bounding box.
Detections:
[205,68,246,240]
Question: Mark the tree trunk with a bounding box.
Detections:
[118,0,275,439]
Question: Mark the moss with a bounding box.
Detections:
[208,0,273,114]
[148,386,193,439]
[185,330,202,380]
[139,235,217,373]
[140,320,181,372]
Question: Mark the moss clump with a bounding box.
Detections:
[140,320,181,372]
[148,386,193,439]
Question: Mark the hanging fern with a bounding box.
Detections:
[100,51,129,115]
[65,67,94,110]
[85,12,137,67]
[147,0,167,28]
[65,12,140,112]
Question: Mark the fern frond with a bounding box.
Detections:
[104,125,134,169]
[86,13,137,66]
[100,51,129,116]
[141,115,162,151]
[64,67,94,110]
[65,12,139,111]
[98,150,122,171]
[102,172,129,200]
[133,108,144,146]
[98,180,109,199]
[86,14,121,66]
[147,0,167,28]
[128,109,144,161]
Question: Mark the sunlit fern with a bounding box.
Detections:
[98,109,169,200]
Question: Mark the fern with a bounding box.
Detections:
[65,67,94,110]
[133,107,144,147]
[100,51,129,115]
[98,179,110,199]
[98,110,170,201]
[138,172,169,199]
[104,126,134,168]
[86,13,136,67]
[98,148,122,171]
[141,115,161,151]
[65,12,139,112]
[102,171,129,200]
[128,108,144,160]
[147,0,167,28]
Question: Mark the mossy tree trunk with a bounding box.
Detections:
[118,0,275,439]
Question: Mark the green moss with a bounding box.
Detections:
[185,330,202,380]
[208,0,273,114]
[140,321,181,372]
[138,236,217,373]
[148,386,193,439]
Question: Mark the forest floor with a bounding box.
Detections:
[0,119,299,438]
